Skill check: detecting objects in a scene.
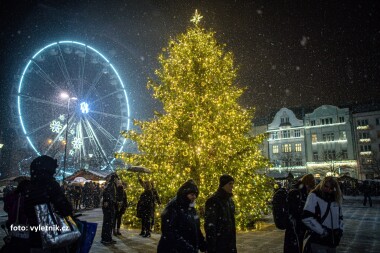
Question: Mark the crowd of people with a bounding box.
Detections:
[3,154,376,253]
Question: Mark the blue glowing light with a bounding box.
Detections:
[80,102,89,114]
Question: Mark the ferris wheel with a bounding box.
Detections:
[17,40,130,172]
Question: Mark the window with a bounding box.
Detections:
[322,133,334,141]
[339,116,345,123]
[313,152,319,161]
[359,132,370,139]
[295,143,302,152]
[376,118,380,125]
[272,145,279,154]
[377,131,380,138]
[312,133,317,143]
[360,145,371,152]
[271,132,279,139]
[281,130,290,138]
[282,144,292,153]
[295,160,303,166]
[294,129,301,137]
[324,150,336,160]
[321,118,333,125]
[341,150,348,159]
[339,131,346,140]
[357,119,369,126]
[310,120,316,126]
[281,117,289,124]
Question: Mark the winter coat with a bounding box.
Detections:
[24,177,73,248]
[284,182,308,253]
[205,188,237,253]
[116,185,128,214]
[102,181,117,210]
[136,190,154,219]
[302,191,343,248]
[157,180,206,253]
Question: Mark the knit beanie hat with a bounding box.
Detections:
[219,174,234,188]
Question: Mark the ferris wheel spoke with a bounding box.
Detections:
[26,122,51,136]
[89,90,120,105]
[56,44,75,92]
[31,60,62,91]
[82,118,110,165]
[78,47,87,98]
[18,94,66,108]
[90,110,128,120]
[86,115,118,142]
[84,69,104,100]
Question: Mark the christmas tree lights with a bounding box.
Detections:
[117,10,274,230]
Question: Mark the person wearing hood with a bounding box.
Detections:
[157,179,206,253]
[302,176,344,253]
[205,174,236,253]
[24,155,74,252]
[284,174,315,253]
[101,173,118,245]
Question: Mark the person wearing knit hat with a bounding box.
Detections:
[157,179,206,253]
[205,174,237,253]
[283,174,315,253]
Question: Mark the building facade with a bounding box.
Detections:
[303,105,357,177]
[267,108,306,177]
[352,110,380,179]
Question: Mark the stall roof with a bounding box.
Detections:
[65,169,108,181]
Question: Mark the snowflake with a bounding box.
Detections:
[70,129,75,135]
[72,137,82,149]
[59,114,65,121]
[69,150,74,156]
[59,136,64,141]
[50,120,63,133]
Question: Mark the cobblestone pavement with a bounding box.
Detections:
[0,197,379,252]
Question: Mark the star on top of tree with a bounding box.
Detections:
[190,9,203,25]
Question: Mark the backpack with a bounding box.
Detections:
[272,187,289,230]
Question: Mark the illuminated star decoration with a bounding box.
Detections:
[190,9,203,25]
[70,129,75,135]
[59,114,65,121]
[50,120,63,133]
[72,137,82,149]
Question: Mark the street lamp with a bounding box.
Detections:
[61,92,77,182]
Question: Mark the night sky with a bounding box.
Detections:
[1,0,379,141]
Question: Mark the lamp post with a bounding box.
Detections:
[61,92,77,182]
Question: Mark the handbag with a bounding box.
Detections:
[9,194,29,239]
[34,203,81,249]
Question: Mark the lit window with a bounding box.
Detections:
[282,144,292,153]
[295,143,302,152]
[312,134,317,143]
[272,145,279,154]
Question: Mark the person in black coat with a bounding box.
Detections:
[283,174,315,253]
[136,181,154,237]
[101,173,118,245]
[205,174,237,253]
[157,179,206,253]
[113,181,128,236]
[24,155,74,252]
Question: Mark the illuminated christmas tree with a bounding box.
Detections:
[117,10,274,229]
